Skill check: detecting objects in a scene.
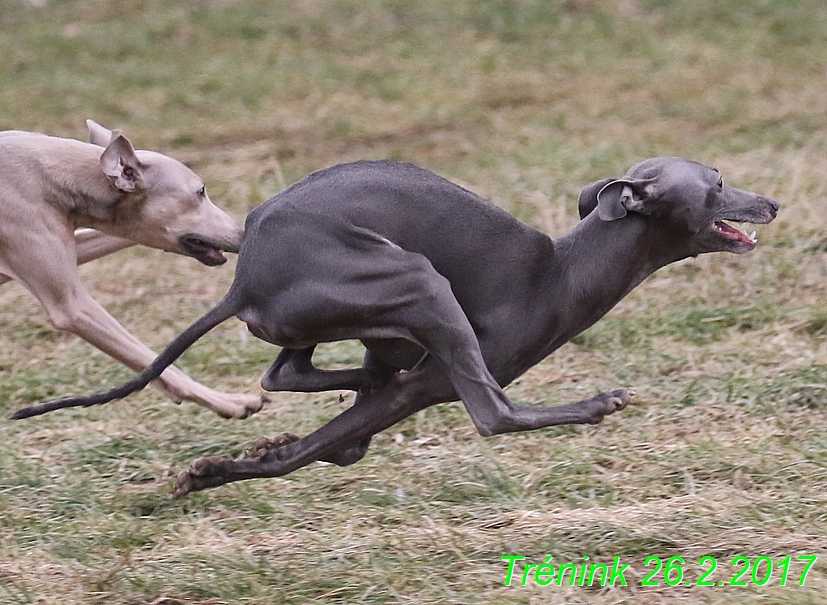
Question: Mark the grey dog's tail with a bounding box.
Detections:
[11,291,244,420]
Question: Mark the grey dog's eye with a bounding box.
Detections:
[717,176,723,189]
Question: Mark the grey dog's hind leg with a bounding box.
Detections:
[249,348,399,466]
[319,349,399,466]
[261,345,374,393]
[173,367,441,498]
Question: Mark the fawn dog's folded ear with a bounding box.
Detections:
[100,134,144,193]
[579,177,659,222]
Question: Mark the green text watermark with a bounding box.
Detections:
[502,555,817,588]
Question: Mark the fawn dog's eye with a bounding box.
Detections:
[196,186,206,197]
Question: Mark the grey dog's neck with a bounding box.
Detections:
[532,212,689,359]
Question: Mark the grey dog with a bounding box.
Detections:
[14,157,779,498]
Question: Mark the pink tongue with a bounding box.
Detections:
[715,221,752,244]
[206,248,227,263]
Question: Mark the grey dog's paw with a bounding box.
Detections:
[608,388,636,411]
[243,432,301,459]
[172,456,232,499]
[584,388,636,424]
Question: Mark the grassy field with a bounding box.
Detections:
[1,0,827,603]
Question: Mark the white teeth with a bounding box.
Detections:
[713,221,758,242]
[737,226,758,242]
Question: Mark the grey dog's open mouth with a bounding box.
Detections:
[179,234,234,266]
[712,220,758,246]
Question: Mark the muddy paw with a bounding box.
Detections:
[243,432,301,459]
[172,456,233,499]
[586,388,636,424]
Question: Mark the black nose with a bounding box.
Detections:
[768,198,780,212]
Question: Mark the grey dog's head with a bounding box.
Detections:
[578,157,779,255]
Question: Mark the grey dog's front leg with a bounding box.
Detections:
[467,388,636,436]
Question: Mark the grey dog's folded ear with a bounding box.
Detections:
[579,176,659,221]
[578,177,614,220]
